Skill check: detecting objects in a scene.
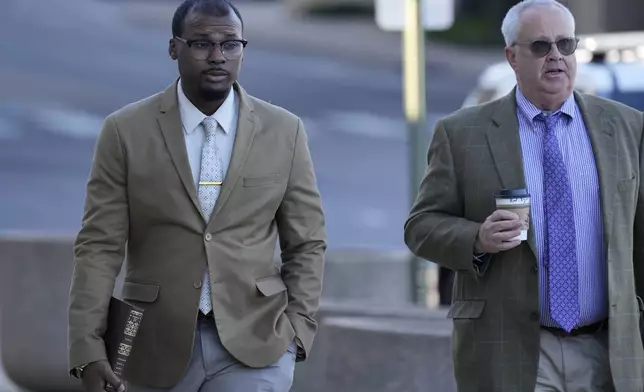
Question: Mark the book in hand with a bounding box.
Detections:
[104,296,145,387]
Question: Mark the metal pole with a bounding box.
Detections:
[403,0,429,305]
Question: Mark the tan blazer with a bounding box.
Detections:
[68,81,327,388]
[404,88,644,391]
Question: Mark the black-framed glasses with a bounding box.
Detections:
[174,37,248,60]
[513,37,579,58]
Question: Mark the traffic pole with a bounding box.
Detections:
[403,0,430,306]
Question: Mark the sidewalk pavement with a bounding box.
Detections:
[120,1,505,75]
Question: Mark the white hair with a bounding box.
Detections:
[501,0,575,46]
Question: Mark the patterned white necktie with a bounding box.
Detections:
[198,117,224,314]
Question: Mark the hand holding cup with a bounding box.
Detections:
[474,210,524,253]
[474,188,531,254]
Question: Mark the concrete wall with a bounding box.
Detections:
[0,234,452,391]
[321,316,455,392]
[290,301,449,392]
[0,234,81,391]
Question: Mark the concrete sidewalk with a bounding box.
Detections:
[120,1,504,74]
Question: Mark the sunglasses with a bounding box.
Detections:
[514,37,579,57]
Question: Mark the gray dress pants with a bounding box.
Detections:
[128,315,297,392]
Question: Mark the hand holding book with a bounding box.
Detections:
[79,360,125,392]
[78,297,144,392]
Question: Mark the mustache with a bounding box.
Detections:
[203,68,228,75]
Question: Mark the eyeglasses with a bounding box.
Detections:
[513,37,579,58]
[174,37,248,60]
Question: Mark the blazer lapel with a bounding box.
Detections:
[207,83,258,227]
[488,88,527,190]
[156,81,202,216]
[487,89,538,257]
[574,92,617,252]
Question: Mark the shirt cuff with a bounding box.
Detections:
[472,253,491,276]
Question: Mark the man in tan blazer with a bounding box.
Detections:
[405,1,644,391]
[67,0,326,391]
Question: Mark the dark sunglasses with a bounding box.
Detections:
[514,37,579,57]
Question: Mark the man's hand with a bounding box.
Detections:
[80,360,125,392]
[474,210,523,254]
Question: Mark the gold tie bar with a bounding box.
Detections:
[199,181,223,186]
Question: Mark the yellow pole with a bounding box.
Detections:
[403,0,429,306]
[403,0,426,125]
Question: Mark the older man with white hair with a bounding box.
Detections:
[404,0,644,391]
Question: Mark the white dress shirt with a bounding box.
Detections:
[176,79,238,188]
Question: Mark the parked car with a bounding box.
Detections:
[461,31,644,110]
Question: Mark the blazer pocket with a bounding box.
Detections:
[243,174,283,188]
[447,300,486,319]
[255,275,287,296]
[121,281,160,303]
[617,175,636,193]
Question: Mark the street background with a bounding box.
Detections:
[0,0,500,247]
[1,0,642,390]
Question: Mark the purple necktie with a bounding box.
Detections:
[540,112,579,332]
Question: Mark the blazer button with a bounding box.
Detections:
[194,281,202,289]
[205,233,212,241]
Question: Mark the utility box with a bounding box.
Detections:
[375,0,454,32]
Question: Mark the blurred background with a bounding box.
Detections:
[2,0,644,390]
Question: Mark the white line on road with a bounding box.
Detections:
[0,103,447,144]
[33,107,104,139]
[319,111,446,140]
[326,111,405,140]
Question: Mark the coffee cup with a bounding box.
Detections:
[494,188,530,241]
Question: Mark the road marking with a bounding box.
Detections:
[319,111,446,140]
[326,111,405,139]
[0,103,447,144]
[33,107,104,139]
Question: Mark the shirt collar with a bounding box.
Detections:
[177,79,237,135]
[515,87,576,124]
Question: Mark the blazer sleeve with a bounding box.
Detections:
[404,119,484,275]
[275,117,327,361]
[633,114,644,317]
[68,114,130,372]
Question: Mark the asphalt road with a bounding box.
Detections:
[0,0,480,250]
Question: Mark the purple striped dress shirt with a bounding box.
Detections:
[515,88,607,328]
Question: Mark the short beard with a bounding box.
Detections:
[200,87,230,102]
